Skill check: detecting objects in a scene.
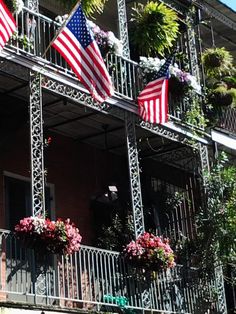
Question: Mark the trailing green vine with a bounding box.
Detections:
[180,152,236,278]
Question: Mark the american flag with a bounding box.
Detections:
[138,56,173,124]
[52,4,114,103]
[0,0,16,52]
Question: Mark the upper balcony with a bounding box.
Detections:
[1,1,209,139]
[2,0,236,142]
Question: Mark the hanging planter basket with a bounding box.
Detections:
[123,232,175,273]
[202,47,233,78]
[15,216,82,255]
[130,1,179,57]
[208,85,233,107]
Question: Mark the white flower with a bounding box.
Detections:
[139,56,163,74]
[107,31,123,55]
[32,217,46,234]
[55,14,68,25]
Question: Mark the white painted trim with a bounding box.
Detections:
[211,129,236,150]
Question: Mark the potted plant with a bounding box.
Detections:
[130,1,179,57]
[15,216,82,255]
[123,232,175,271]
[202,47,233,78]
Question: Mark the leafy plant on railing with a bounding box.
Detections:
[15,216,82,255]
[184,153,236,278]
[97,213,134,251]
[12,32,34,50]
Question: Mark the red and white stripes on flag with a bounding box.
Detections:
[0,0,16,52]
[138,77,168,124]
[52,5,114,103]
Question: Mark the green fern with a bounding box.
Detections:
[130,1,179,57]
[202,47,233,78]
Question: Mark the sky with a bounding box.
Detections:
[220,0,236,12]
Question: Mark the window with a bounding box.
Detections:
[4,172,54,230]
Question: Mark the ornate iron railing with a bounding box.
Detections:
[0,229,221,313]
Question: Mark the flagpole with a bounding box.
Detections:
[41,0,82,59]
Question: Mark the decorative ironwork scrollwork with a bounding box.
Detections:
[117,0,130,58]
[139,120,190,145]
[214,265,227,314]
[30,71,45,218]
[42,77,109,113]
[125,112,144,239]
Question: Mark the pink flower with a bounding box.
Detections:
[123,232,175,270]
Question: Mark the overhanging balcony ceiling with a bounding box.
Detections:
[0,69,197,170]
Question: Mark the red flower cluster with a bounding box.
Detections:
[123,232,175,270]
[15,216,82,255]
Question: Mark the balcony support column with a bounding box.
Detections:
[215,265,227,314]
[117,0,130,58]
[30,71,45,218]
[125,112,152,309]
[125,112,144,239]
[187,7,200,82]
[198,142,210,183]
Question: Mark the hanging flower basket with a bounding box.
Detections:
[123,232,175,271]
[202,47,233,78]
[208,84,233,107]
[15,216,82,255]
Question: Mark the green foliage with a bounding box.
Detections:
[202,47,234,78]
[184,98,208,129]
[96,213,134,251]
[197,152,236,269]
[56,0,107,17]
[208,84,234,107]
[130,1,179,57]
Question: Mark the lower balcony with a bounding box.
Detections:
[0,229,221,314]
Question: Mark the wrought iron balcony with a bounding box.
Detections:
[5,6,194,124]
[0,229,220,313]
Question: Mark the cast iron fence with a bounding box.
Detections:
[0,229,222,313]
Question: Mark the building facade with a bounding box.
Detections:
[0,0,235,313]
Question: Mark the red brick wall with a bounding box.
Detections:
[0,126,129,245]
